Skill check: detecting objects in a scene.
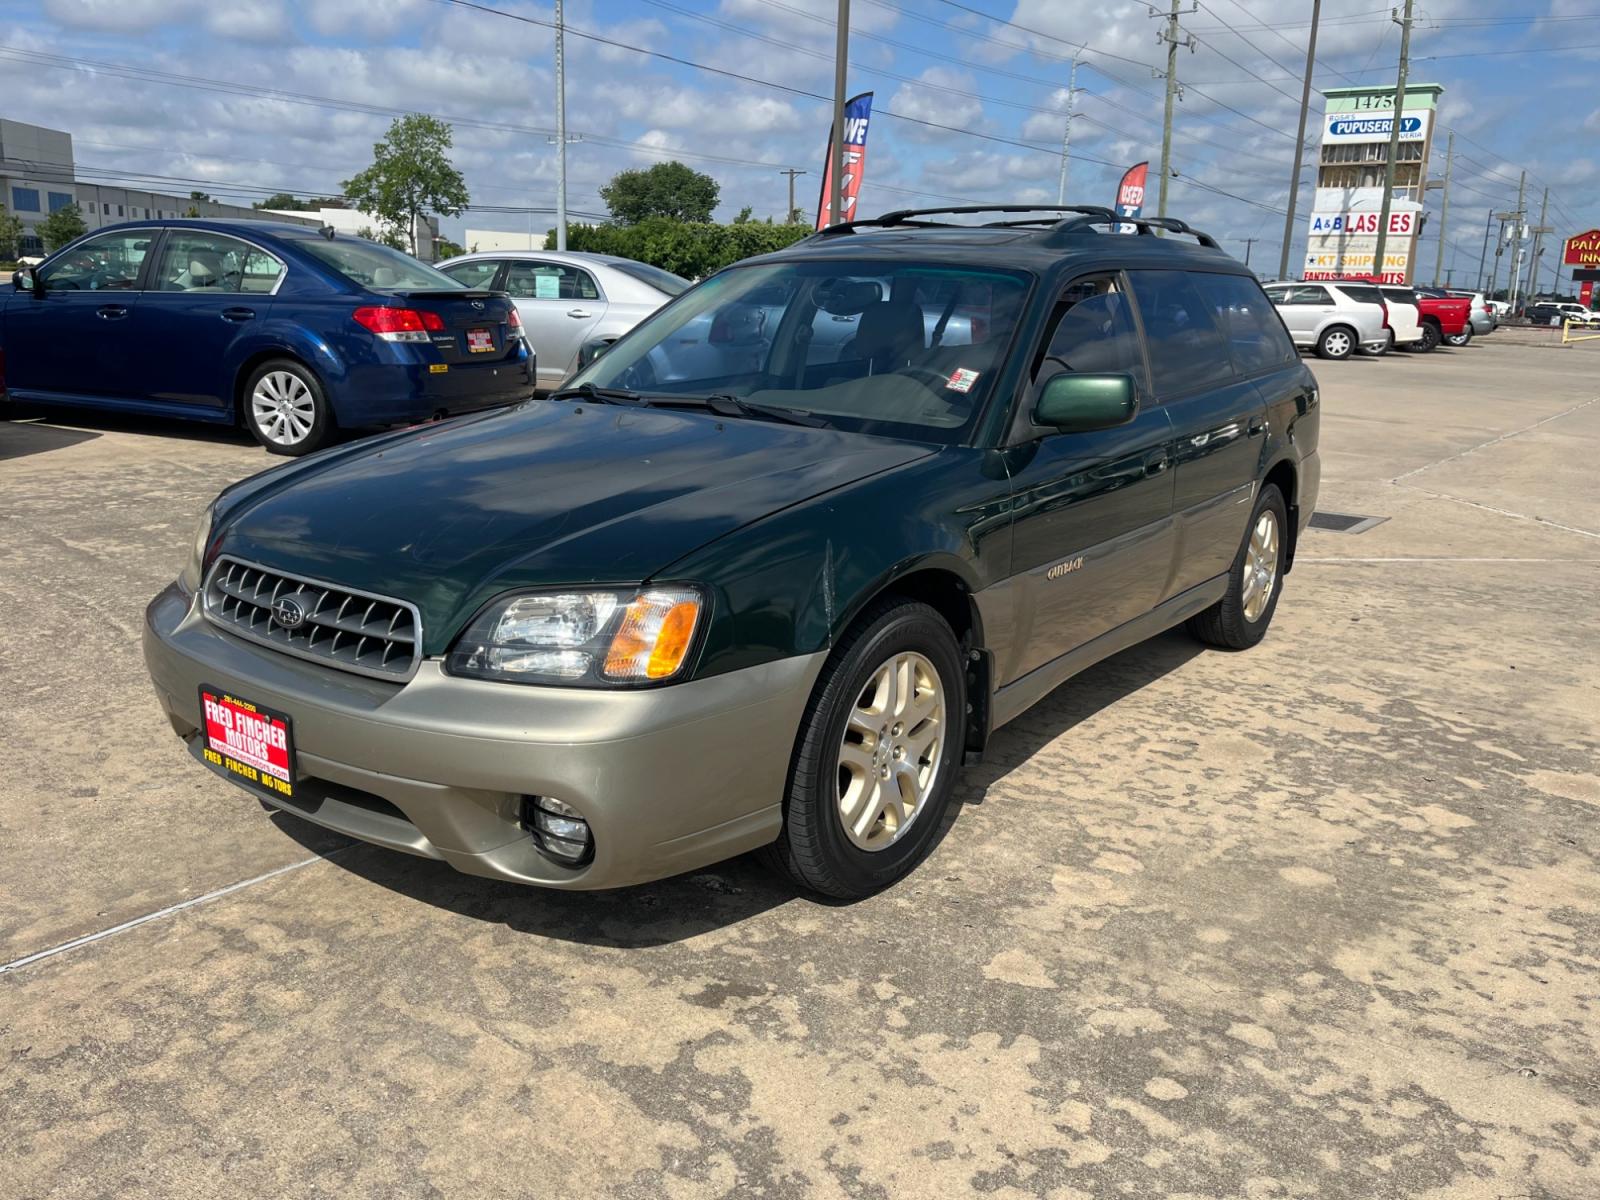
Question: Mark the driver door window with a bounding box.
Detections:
[39,230,153,292]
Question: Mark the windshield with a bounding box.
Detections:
[569,258,1032,444]
[296,237,465,292]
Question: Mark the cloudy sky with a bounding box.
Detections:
[4,0,1595,288]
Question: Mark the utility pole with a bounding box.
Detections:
[1524,186,1551,303]
[779,168,807,223]
[1278,0,1321,280]
[828,0,850,226]
[1476,207,1493,293]
[1056,53,1083,205]
[1372,0,1414,283]
[1507,171,1527,313]
[1153,0,1194,226]
[554,0,568,251]
[1487,210,1517,303]
[1431,131,1453,287]
[1236,237,1258,267]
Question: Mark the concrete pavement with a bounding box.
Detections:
[2,339,1597,1199]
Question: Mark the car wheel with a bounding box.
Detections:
[1445,325,1473,347]
[1187,483,1288,651]
[1316,325,1355,360]
[1412,322,1440,352]
[243,359,333,456]
[763,598,966,900]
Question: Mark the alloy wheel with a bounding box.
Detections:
[1242,508,1280,623]
[251,371,318,447]
[1324,330,1351,357]
[836,650,946,851]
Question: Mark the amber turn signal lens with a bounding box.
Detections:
[602,590,702,681]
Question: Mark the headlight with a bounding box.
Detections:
[447,587,705,685]
[179,502,217,592]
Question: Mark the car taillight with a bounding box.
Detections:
[354,306,446,342]
[506,307,524,338]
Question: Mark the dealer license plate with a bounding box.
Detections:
[198,686,296,801]
[466,327,495,353]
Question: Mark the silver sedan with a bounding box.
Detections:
[436,250,689,391]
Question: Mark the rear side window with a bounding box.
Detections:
[1191,273,1297,375]
[1338,284,1383,306]
[1286,285,1332,305]
[505,261,601,301]
[1126,269,1234,394]
[609,260,691,296]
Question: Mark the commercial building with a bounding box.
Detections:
[1303,83,1443,285]
[2,118,317,255]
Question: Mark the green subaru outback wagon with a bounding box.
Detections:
[144,206,1320,899]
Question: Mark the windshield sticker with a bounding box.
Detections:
[946,368,980,393]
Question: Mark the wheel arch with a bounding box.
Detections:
[1317,321,1358,355]
[1262,457,1300,572]
[232,349,328,426]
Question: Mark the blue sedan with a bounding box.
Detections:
[0,219,534,455]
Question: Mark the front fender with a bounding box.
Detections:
[666,448,1011,681]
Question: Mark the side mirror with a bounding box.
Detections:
[1034,372,1138,434]
[576,336,613,371]
[13,268,39,294]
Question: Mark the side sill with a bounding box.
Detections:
[988,574,1227,732]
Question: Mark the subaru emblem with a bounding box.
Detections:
[271,595,307,630]
[471,299,485,311]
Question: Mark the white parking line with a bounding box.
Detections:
[1390,395,1600,483]
[1298,557,1600,563]
[0,852,341,977]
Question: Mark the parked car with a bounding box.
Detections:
[1487,299,1510,320]
[1524,302,1570,326]
[1,220,534,454]
[435,250,689,391]
[1552,302,1600,326]
[1262,280,1389,359]
[1372,285,1428,352]
[1407,290,1472,350]
[1436,289,1495,342]
[144,205,1320,898]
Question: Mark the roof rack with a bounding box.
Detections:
[809,204,1221,251]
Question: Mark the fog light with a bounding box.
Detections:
[523,796,593,866]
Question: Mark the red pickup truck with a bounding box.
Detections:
[1411,292,1471,351]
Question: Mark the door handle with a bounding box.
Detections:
[221,307,256,323]
[1248,418,1266,436]
[1144,454,1169,476]
[566,307,591,319]
[96,304,128,320]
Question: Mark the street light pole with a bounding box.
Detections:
[1278,0,1321,280]
[1431,131,1453,287]
[1476,207,1493,293]
[1155,0,1191,225]
[1372,0,1414,283]
[828,0,850,226]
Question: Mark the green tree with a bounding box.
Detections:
[0,205,23,260]
[343,114,470,256]
[436,237,466,259]
[184,205,201,218]
[356,225,409,252]
[253,192,325,212]
[733,205,753,224]
[38,203,87,252]
[189,191,214,203]
[599,161,719,225]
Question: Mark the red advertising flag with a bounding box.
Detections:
[816,92,874,230]
[1114,161,1149,233]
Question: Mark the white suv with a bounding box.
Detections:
[1263,281,1390,360]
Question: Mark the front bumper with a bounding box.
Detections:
[144,583,826,888]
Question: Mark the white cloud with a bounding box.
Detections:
[888,66,985,142]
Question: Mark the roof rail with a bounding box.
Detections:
[1045,211,1221,250]
[810,204,1121,239]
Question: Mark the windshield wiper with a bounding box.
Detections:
[649,393,829,428]
[546,382,648,406]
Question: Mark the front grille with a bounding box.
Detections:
[203,557,422,681]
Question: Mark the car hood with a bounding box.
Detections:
[214,401,933,654]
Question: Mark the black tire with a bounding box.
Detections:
[1411,321,1440,352]
[1187,483,1289,651]
[242,358,334,456]
[1316,325,1355,360]
[1445,325,1473,348]
[762,598,967,900]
